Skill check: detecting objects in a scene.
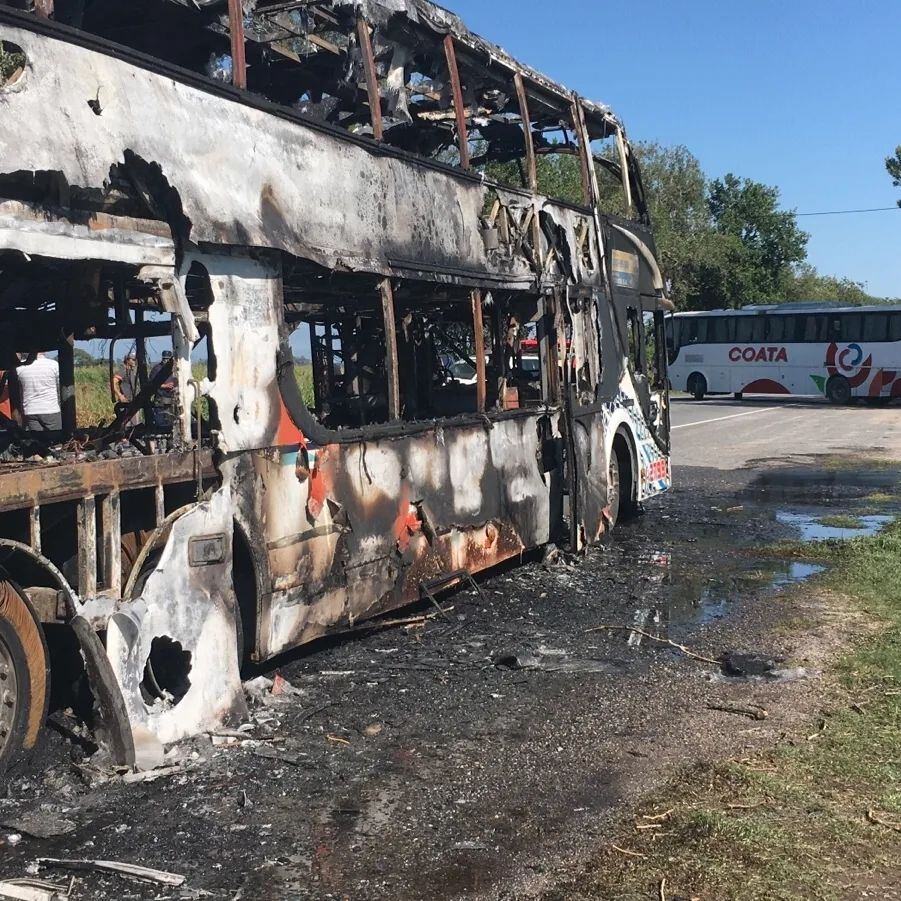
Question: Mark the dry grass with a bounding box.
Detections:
[74,363,315,428]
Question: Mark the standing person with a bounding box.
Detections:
[111,351,141,424]
[14,353,61,432]
[112,351,139,406]
[149,350,178,429]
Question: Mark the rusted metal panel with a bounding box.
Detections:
[471,289,486,413]
[261,410,558,658]
[443,34,470,171]
[513,73,538,193]
[380,279,401,420]
[356,17,384,142]
[0,451,214,514]
[101,492,122,597]
[77,496,97,598]
[0,199,177,267]
[227,0,247,90]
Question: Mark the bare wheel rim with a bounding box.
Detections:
[0,631,19,756]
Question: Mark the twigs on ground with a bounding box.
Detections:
[585,625,721,666]
[347,606,454,635]
[707,702,768,721]
[610,844,645,858]
[867,809,901,832]
[642,808,675,821]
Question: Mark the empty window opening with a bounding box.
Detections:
[0,40,26,89]
[283,266,392,430]
[140,635,192,707]
[392,284,480,421]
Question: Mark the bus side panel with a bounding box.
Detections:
[261,412,561,658]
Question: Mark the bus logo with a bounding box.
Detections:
[729,346,788,363]
[826,341,872,387]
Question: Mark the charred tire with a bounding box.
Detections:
[826,375,852,405]
[607,451,621,528]
[688,373,707,400]
[0,580,49,774]
[608,436,639,529]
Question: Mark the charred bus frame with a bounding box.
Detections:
[0,0,672,770]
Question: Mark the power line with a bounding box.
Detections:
[794,205,900,217]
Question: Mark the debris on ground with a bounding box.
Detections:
[0,813,76,841]
[721,651,784,677]
[36,859,185,887]
[0,878,71,901]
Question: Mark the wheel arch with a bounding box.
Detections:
[610,424,639,508]
[232,518,262,666]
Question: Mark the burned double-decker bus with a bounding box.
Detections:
[0,0,671,770]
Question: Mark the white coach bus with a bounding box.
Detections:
[667,303,901,404]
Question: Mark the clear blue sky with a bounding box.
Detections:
[452,0,901,298]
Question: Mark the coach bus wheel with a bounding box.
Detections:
[608,438,638,529]
[608,452,621,527]
[0,580,50,774]
[688,373,707,400]
[826,375,852,406]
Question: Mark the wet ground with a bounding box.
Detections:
[1,445,899,900]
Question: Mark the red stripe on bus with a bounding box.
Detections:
[741,379,791,395]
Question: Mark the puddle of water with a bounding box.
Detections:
[776,511,893,542]
[771,562,825,587]
[629,552,826,636]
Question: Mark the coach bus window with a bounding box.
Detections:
[803,314,827,342]
[863,314,889,342]
[711,316,733,343]
[840,314,863,343]
[767,315,799,342]
[735,316,765,343]
[681,317,705,345]
[890,313,901,342]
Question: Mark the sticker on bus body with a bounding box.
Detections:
[611,250,639,290]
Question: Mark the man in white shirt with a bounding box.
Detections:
[14,353,62,432]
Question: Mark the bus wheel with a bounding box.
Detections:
[826,375,852,405]
[608,436,638,529]
[608,451,621,527]
[688,373,707,400]
[0,580,49,773]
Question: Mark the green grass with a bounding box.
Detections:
[562,520,901,901]
[73,363,315,428]
[817,513,866,530]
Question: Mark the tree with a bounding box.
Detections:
[73,347,101,368]
[888,146,901,206]
[628,142,713,307]
[693,174,808,308]
[783,263,880,306]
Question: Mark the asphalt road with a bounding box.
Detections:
[670,396,901,469]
